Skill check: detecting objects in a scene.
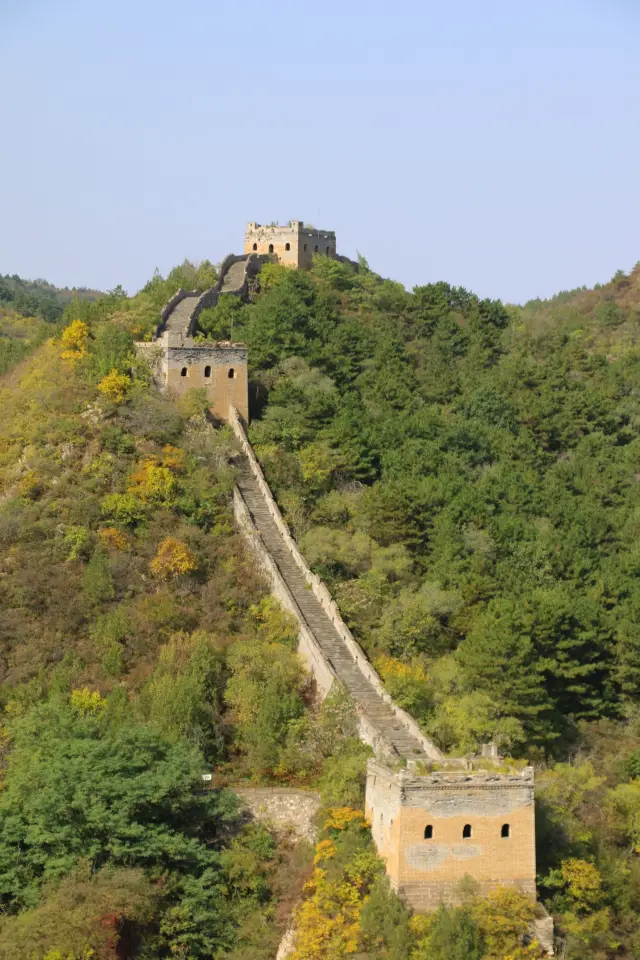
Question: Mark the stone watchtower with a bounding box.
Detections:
[163,333,249,422]
[365,756,536,911]
[244,220,337,270]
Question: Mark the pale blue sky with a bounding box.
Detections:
[1,0,638,303]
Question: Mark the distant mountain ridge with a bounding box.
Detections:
[515,262,640,346]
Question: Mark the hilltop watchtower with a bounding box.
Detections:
[244,220,336,270]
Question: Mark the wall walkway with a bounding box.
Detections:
[158,252,266,339]
[229,406,443,763]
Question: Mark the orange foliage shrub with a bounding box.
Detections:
[98,527,129,551]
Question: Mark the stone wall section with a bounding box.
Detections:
[134,341,166,388]
[232,487,338,697]
[158,288,199,334]
[228,405,442,762]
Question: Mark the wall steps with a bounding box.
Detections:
[235,461,431,760]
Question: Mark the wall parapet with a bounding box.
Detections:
[228,405,443,762]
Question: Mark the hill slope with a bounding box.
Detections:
[2,257,640,957]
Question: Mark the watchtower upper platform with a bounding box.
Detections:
[244,220,336,269]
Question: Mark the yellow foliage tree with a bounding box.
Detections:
[98,368,130,403]
[19,470,42,501]
[127,447,184,504]
[128,459,175,503]
[291,808,378,960]
[324,807,369,832]
[60,320,89,361]
[470,887,541,959]
[150,537,198,580]
[376,655,429,686]
[560,858,602,909]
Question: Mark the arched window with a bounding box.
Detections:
[463,824,472,839]
[252,242,257,251]
[268,243,274,253]
[180,367,188,377]
[228,368,235,379]
[304,243,307,251]
[204,366,211,378]
[314,244,319,252]
[326,246,331,255]
[285,242,291,251]
[424,825,433,840]
[501,823,510,838]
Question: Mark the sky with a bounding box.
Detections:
[0,0,639,304]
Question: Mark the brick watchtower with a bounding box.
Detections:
[244,220,336,270]
[365,757,536,911]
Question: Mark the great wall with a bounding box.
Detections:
[135,221,553,950]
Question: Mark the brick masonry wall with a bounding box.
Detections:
[232,488,338,697]
[244,221,337,269]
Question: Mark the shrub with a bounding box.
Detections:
[98,526,129,551]
[63,525,92,561]
[83,549,115,604]
[69,688,106,716]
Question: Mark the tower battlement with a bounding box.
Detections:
[244,220,336,269]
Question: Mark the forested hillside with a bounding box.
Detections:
[0,272,102,377]
[2,257,640,958]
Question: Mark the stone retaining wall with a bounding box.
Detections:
[234,787,321,844]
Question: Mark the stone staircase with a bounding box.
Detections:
[235,461,430,760]
[164,295,201,335]
[160,258,250,339]
[219,258,248,294]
